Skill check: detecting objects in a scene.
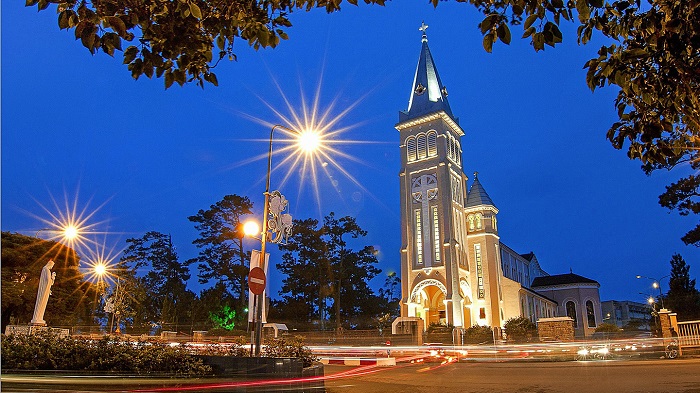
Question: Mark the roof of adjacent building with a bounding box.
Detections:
[531,273,600,288]
[520,252,536,261]
[465,172,496,208]
[399,25,454,122]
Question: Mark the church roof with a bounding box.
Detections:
[399,23,454,122]
[520,252,536,262]
[466,173,496,208]
[530,273,600,288]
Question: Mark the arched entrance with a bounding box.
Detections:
[408,279,447,327]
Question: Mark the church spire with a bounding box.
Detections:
[400,22,454,122]
[466,172,496,208]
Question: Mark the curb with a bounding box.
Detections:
[320,357,396,366]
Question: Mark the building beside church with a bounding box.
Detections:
[601,300,652,329]
[395,25,602,337]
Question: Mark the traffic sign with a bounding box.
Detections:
[248,267,266,295]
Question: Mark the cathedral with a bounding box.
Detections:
[395,25,603,338]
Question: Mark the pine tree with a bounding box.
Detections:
[188,194,254,325]
[665,253,700,321]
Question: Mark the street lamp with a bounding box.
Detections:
[95,262,123,334]
[636,274,669,309]
[248,124,311,357]
[36,224,81,240]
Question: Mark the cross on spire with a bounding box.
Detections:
[419,21,429,33]
[419,21,429,42]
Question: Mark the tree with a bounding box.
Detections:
[197,282,239,331]
[276,213,382,330]
[275,217,330,330]
[665,253,700,320]
[377,271,401,320]
[1,232,98,332]
[503,316,538,343]
[188,194,254,325]
[323,213,382,330]
[120,231,193,332]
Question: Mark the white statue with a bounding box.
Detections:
[30,260,56,326]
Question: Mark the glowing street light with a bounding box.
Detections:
[243,221,261,238]
[636,274,669,309]
[94,262,107,277]
[247,124,318,357]
[297,130,321,153]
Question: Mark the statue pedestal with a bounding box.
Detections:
[4,325,70,338]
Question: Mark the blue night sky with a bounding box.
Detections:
[3,1,698,304]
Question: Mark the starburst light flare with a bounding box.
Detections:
[235,71,393,218]
[28,188,111,252]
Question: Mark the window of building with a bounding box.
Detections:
[417,134,427,159]
[432,206,440,263]
[468,214,475,231]
[454,139,461,165]
[479,307,486,319]
[415,209,423,265]
[427,131,437,157]
[566,301,578,328]
[475,244,484,298]
[586,300,596,328]
[406,137,416,162]
[475,213,482,230]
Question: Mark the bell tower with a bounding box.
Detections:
[397,23,470,329]
[464,172,505,327]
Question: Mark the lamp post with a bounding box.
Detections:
[250,124,298,357]
[636,274,669,309]
[95,262,123,334]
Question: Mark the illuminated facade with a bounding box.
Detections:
[396,26,601,333]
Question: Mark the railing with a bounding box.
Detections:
[677,320,700,348]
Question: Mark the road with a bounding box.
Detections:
[325,358,700,393]
[2,358,699,392]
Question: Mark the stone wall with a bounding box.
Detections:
[537,317,574,342]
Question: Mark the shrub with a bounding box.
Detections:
[193,335,250,357]
[1,333,211,376]
[263,336,318,367]
[426,322,453,333]
[595,323,622,333]
[504,317,537,343]
[206,327,247,337]
[463,325,494,344]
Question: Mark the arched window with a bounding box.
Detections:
[427,131,437,157]
[446,136,451,160]
[468,214,475,231]
[455,139,461,165]
[475,213,483,230]
[406,137,417,162]
[586,300,596,328]
[566,301,578,328]
[416,134,427,159]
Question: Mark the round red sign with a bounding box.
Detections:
[248,267,266,295]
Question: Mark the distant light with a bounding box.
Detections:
[94,263,107,277]
[648,297,655,304]
[297,130,320,153]
[652,282,659,289]
[64,225,79,240]
[243,221,260,237]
